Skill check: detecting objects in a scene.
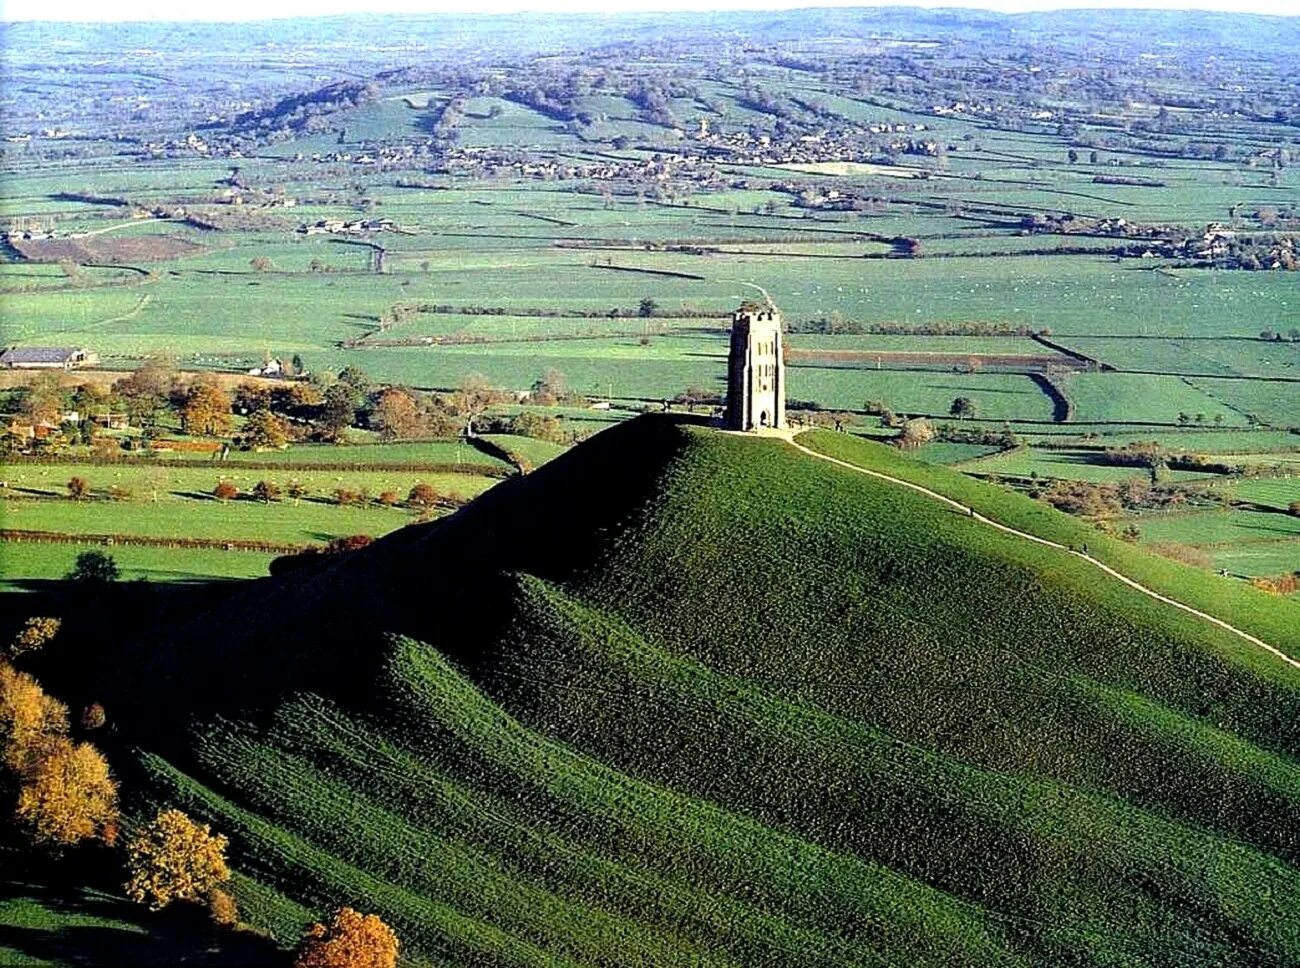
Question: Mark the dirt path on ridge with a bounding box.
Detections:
[786,435,1300,672]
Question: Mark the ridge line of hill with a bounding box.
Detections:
[786,435,1300,673]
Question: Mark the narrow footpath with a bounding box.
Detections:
[787,436,1300,672]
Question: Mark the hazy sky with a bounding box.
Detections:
[2,0,1297,23]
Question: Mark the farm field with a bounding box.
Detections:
[0,541,279,589]
[954,445,1218,483]
[0,445,515,584]
[1227,477,1300,509]
[1122,506,1300,579]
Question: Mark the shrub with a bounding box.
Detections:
[895,418,935,450]
[66,477,89,500]
[252,480,282,503]
[66,551,119,583]
[213,481,239,503]
[377,491,400,507]
[1250,572,1300,595]
[208,888,239,928]
[407,483,438,508]
[125,808,230,910]
[324,535,374,555]
[80,702,106,730]
[9,617,61,659]
[509,412,567,444]
[294,907,398,968]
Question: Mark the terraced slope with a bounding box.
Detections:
[45,417,1300,966]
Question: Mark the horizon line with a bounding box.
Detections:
[4,2,1299,26]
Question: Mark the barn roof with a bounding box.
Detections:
[0,346,82,364]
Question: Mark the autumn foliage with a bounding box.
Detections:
[180,379,233,436]
[8,616,61,659]
[125,808,231,910]
[14,737,119,846]
[0,660,118,847]
[207,887,240,927]
[294,907,399,968]
[0,660,69,774]
[407,482,438,508]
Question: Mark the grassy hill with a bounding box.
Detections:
[12,416,1300,966]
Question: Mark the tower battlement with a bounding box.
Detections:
[725,301,786,431]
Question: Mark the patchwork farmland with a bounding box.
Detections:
[1,8,1297,592]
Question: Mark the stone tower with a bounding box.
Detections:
[725,301,786,431]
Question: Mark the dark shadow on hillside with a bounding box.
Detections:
[11,415,708,748]
[0,919,283,967]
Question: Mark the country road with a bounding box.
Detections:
[787,435,1300,673]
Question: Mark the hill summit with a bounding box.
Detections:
[55,417,1300,965]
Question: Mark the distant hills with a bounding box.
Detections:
[6,7,1299,60]
[34,416,1300,965]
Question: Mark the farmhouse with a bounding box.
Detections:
[0,346,98,370]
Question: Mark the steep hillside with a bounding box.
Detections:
[30,417,1300,966]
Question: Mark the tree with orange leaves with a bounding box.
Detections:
[14,737,118,846]
[124,808,230,910]
[0,660,68,774]
[294,907,399,968]
[180,378,233,436]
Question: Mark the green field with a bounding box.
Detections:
[1228,477,1300,509]
[0,541,278,588]
[0,453,505,584]
[955,446,1217,483]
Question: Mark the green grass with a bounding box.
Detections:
[39,416,1299,967]
[1227,478,1300,510]
[1060,372,1245,426]
[798,428,1300,661]
[0,463,499,584]
[955,445,1215,482]
[0,541,277,588]
[478,434,569,467]
[916,441,1003,464]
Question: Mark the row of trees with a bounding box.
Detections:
[9,358,590,458]
[213,479,446,510]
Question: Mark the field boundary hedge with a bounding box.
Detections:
[2,456,512,477]
[0,528,305,553]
